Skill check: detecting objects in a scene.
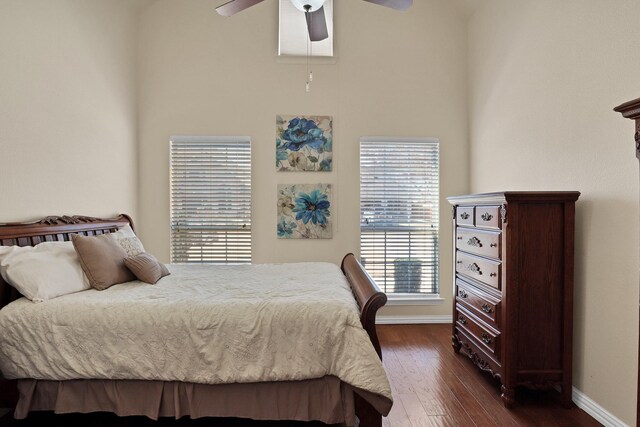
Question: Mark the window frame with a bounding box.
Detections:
[169,135,252,264]
[359,136,442,304]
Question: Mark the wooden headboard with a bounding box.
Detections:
[0,214,134,309]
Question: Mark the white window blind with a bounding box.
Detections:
[170,136,251,264]
[360,137,439,294]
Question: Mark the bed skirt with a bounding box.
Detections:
[14,376,389,425]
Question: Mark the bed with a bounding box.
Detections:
[0,214,391,426]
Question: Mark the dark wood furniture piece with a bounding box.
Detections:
[0,370,16,410]
[614,97,640,427]
[614,97,640,160]
[0,215,388,427]
[447,192,580,408]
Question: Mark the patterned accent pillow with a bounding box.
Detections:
[118,237,145,256]
[112,224,145,256]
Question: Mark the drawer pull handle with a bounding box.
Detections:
[467,263,482,275]
[457,260,463,264]
[457,236,462,240]
[481,333,492,345]
[458,290,468,298]
[481,304,493,314]
[490,272,497,277]
[458,316,467,325]
[490,243,497,248]
[481,213,493,221]
[467,237,482,247]
[460,212,470,220]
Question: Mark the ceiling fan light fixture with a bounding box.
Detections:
[289,0,326,13]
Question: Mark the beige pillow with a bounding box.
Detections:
[71,233,136,290]
[123,252,170,284]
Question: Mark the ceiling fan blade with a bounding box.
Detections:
[305,6,329,42]
[215,0,265,17]
[362,0,412,11]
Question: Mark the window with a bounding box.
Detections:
[360,137,439,295]
[170,136,251,264]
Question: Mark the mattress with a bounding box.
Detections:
[0,262,392,408]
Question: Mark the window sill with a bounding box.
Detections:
[385,294,445,306]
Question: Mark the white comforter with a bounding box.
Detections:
[0,263,392,402]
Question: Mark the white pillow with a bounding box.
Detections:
[0,241,90,303]
[112,224,145,256]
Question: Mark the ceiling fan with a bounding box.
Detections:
[215,0,413,42]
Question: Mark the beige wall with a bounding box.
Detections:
[137,0,470,317]
[468,0,640,423]
[0,0,141,222]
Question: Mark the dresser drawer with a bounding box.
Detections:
[456,306,501,359]
[475,206,501,229]
[456,206,474,226]
[455,279,500,327]
[455,328,502,375]
[456,251,501,289]
[456,227,501,259]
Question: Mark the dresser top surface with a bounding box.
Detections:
[447,191,580,205]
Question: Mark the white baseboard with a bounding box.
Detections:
[572,387,628,427]
[376,315,453,324]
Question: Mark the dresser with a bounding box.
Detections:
[447,192,580,408]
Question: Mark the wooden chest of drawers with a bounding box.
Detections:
[447,192,580,408]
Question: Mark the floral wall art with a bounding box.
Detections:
[277,184,332,239]
[276,115,333,172]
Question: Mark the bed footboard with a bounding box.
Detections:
[341,253,387,359]
[341,253,387,427]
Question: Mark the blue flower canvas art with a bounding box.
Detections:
[276,115,333,172]
[277,184,332,239]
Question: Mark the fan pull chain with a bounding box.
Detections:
[309,10,313,83]
[304,5,311,92]
[306,36,310,92]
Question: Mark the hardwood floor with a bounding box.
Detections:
[378,324,600,427]
[0,324,601,426]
